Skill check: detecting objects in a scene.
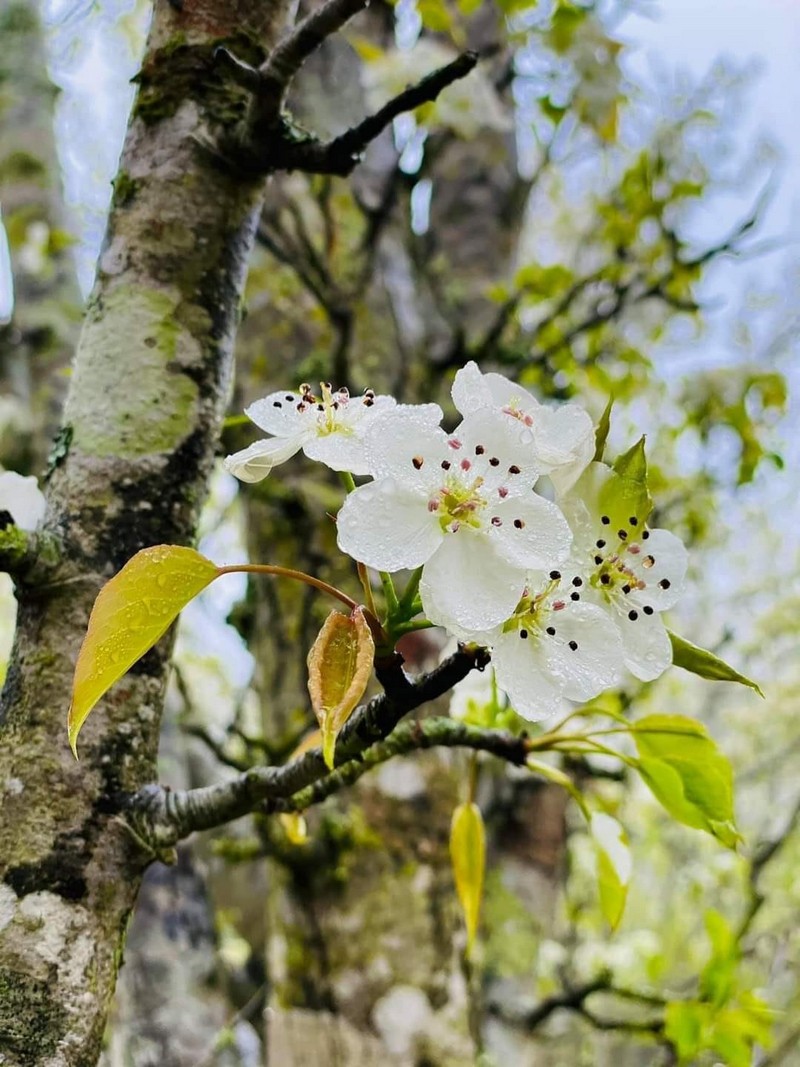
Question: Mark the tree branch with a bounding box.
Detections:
[279,51,479,176]
[125,645,490,849]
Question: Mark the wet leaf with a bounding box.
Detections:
[307,607,375,770]
[669,631,763,697]
[68,546,219,757]
[632,715,739,847]
[590,812,631,930]
[450,801,485,956]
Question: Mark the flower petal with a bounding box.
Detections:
[613,607,672,682]
[532,405,595,493]
[336,480,442,570]
[490,630,566,721]
[0,472,45,531]
[245,391,308,436]
[451,360,493,416]
[303,432,372,474]
[542,603,624,701]
[363,406,446,486]
[420,532,527,631]
[223,437,304,483]
[488,494,572,571]
[626,529,688,611]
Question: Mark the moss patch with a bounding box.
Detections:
[0,964,64,1061]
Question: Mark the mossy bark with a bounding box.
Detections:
[0,1,289,1063]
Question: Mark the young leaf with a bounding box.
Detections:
[669,631,763,697]
[450,801,486,956]
[632,715,739,847]
[593,396,614,461]
[307,607,375,770]
[590,812,631,930]
[68,545,220,757]
[607,435,652,525]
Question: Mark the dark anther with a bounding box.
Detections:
[509,464,521,474]
[412,456,424,470]
[629,516,639,526]
[622,584,631,594]
[285,394,294,401]
[643,605,655,615]
[489,457,500,466]
[601,515,610,525]
[514,519,525,529]
[659,579,671,589]
[594,556,603,565]
[596,539,606,549]
[546,626,556,636]
[475,445,485,455]
[618,529,628,540]
[273,401,282,407]
[600,574,611,584]
[628,610,639,620]
[570,592,580,601]
[568,640,578,651]
[520,629,528,639]
[549,570,561,580]
[642,530,650,540]
[572,577,583,587]
[441,460,451,470]
[317,403,325,411]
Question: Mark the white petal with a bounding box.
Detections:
[488,494,572,570]
[336,480,442,570]
[451,361,493,416]
[245,391,308,436]
[490,630,566,721]
[223,437,303,482]
[363,406,446,486]
[613,608,672,682]
[303,432,371,474]
[456,410,541,489]
[533,405,595,493]
[0,472,45,531]
[420,532,527,631]
[483,371,531,409]
[626,529,688,611]
[542,603,624,702]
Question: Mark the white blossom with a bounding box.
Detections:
[224,383,398,483]
[0,471,45,531]
[451,361,595,493]
[559,463,688,681]
[336,408,572,632]
[454,571,625,721]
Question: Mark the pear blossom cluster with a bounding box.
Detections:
[225,363,688,721]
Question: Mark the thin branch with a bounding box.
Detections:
[269,717,530,813]
[259,0,370,97]
[125,645,490,849]
[279,52,479,177]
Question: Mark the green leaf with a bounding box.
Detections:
[669,631,764,697]
[307,607,375,770]
[590,812,631,930]
[450,801,486,956]
[68,546,220,757]
[608,436,652,523]
[593,396,614,461]
[665,1001,710,1063]
[632,715,739,847]
[416,0,453,32]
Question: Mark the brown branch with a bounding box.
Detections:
[125,645,491,849]
[276,52,479,177]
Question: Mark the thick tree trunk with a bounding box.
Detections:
[0,1,288,1062]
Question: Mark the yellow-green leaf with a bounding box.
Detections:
[450,801,485,956]
[593,396,614,461]
[669,631,763,697]
[590,812,631,930]
[632,715,739,847]
[279,813,309,845]
[68,545,219,757]
[307,607,375,770]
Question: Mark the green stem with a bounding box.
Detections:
[398,565,424,612]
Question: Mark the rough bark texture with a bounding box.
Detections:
[0,1,288,1062]
[0,0,81,472]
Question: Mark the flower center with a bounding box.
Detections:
[432,475,487,533]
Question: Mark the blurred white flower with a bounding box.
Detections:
[0,471,46,532]
[0,206,14,325]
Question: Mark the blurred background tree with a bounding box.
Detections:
[1,0,796,1064]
